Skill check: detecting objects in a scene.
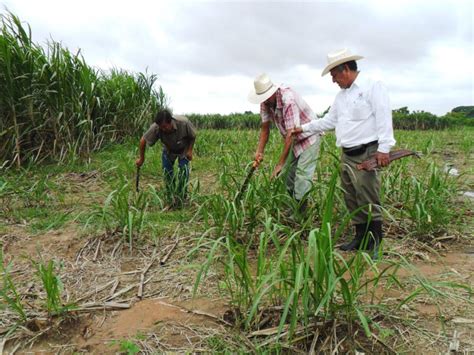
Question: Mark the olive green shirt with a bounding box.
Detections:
[143,115,196,154]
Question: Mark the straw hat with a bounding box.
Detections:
[248,73,279,104]
[321,48,364,76]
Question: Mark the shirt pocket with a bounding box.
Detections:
[350,99,372,121]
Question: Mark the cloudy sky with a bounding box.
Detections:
[2,0,473,115]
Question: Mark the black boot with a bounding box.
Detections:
[339,223,367,251]
[366,221,383,258]
[297,199,308,216]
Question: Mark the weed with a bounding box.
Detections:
[118,339,141,355]
[84,181,149,250]
[32,256,74,316]
[0,247,27,322]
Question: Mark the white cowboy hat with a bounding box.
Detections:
[248,73,279,104]
[321,48,364,76]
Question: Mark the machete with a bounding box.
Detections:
[235,160,258,202]
[135,165,141,192]
[357,149,420,171]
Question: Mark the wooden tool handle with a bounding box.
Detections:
[356,150,419,171]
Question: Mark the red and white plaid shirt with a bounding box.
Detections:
[260,86,320,157]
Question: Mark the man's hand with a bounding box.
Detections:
[271,163,284,179]
[254,152,264,167]
[135,157,144,168]
[290,127,303,135]
[375,152,390,167]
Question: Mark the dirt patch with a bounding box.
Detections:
[395,249,474,281]
[3,297,224,354]
[101,298,223,336]
[1,224,84,263]
[393,248,474,350]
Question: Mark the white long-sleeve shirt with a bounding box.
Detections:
[302,74,396,153]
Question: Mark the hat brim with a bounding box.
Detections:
[321,55,364,76]
[248,84,279,104]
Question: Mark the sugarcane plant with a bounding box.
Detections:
[32,256,75,316]
[0,247,27,322]
[0,11,166,167]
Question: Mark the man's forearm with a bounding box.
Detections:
[186,138,195,154]
[256,123,270,155]
[139,137,147,160]
[277,133,293,165]
[136,137,147,167]
[301,107,337,133]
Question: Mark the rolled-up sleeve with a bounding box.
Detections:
[283,102,300,131]
[260,103,272,123]
[143,123,160,146]
[186,121,197,140]
[372,82,396,153]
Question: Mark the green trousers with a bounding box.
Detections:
[285,140,320,201]
[341,144,382,224]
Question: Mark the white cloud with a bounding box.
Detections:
[1,0,473,115]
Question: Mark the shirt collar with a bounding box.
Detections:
[347,72,361,91]
[350,72,373,92]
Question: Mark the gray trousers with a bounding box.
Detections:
[341,144,382,224]
[284,140,320,201]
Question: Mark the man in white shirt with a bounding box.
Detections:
[293,49,396,255]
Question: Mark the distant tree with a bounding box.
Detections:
[451,106,474,118]
[393,107,410,115]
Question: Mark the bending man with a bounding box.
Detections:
[248,73,321,213]
[136,109,196,208]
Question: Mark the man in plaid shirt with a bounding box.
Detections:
[248,73,321,212]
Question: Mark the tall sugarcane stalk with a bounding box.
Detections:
[0,12,166,167]
[11,106,21,168]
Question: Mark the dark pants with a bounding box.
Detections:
[341,144,382,224]
[162,149,190,202]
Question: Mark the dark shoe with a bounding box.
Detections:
[166,196,183,210]
[365,221,383,259]
[339,223,367,251]
[297,199,308,216]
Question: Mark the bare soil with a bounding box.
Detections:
[1,218,473,354]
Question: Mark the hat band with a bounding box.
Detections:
[256,84,275,95]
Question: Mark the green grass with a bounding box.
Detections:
[1,128,471,245]
[32,255,76,316]
[2,127,470,234]
[117,339,140,355]
[193,169,393,339]
[0,248,27,322]
[30,210,73,234]
[0,128,472,351]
